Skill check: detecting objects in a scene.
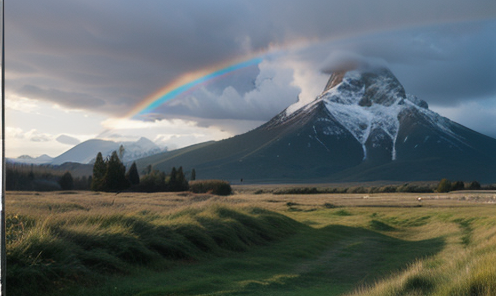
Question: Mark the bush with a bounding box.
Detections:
[189,180,232,196]
[437,178,452,193]
[273,187,319,195]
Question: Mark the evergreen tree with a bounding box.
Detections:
[59,171,74,190]
[126,162,140,185]
[104,151,130,192]
[91,152,106,191]
[119,144,125,160]
[190,168,196,181]
[28,170,35,181]
[176,166,189,191]
[169,167,177,191]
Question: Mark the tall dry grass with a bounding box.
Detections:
[6,191,300,296]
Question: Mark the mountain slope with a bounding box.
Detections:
[51,137,162,165]
[137,66,496,183]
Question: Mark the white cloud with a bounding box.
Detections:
[6,94,40,113]
[6,127,25,139]
[160,59,301,121]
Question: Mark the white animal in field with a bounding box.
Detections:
[417,197,422,202]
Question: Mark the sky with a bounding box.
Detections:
[5,0,496,158]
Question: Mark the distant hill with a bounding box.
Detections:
[135,66,496,183]
[7,154,54,165]
[9,137,164,166]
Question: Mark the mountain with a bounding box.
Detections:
[136,66,496,183]
[7,154,54,164]
[51,137,163,165]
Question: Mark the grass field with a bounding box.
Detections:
[6,188,496,296]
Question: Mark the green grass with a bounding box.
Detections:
[5,190,496,296]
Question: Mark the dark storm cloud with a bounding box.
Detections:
[7,0,496,118]
[315,20,496,107]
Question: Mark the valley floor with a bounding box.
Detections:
[6,189,496,296]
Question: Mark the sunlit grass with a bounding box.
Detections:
[5,189,496,296]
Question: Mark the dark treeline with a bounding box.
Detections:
[5,150,193,193]
[6,163,91,191]
[266,179,494,195]
[6,158,495,194]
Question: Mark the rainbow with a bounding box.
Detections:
[127,56,264,119]
[125,37,321,120]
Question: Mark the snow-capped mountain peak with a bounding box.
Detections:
[285,66,468,162]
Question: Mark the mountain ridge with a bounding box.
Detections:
[8,137,164,166]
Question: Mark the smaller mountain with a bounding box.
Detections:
[51,137,163,165]
[7,154,54,165]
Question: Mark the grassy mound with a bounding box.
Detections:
[7,203,299,296]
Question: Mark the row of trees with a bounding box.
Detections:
[90,151,193,192]
[436,179,481,193]
[5,163,91,191]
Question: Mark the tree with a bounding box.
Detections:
[91,152,106,191]
[167,166,188,192]
[468,181,481,190]
[176,166,189,191]
[104,151,130,192]
[126,162,140,185]
[58,171,74,190]
[144,164,152,175]
[437,178,452,193]
[190,168,196,181]
[169,167,177,191]
[451,181,465,191]
[118,144,125,160]
[137,170,166,192]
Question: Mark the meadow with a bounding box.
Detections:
[6,187,496,296]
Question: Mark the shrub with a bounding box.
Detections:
[437,178,452,193]
[273,187,319,195]
[189,180,232,196]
